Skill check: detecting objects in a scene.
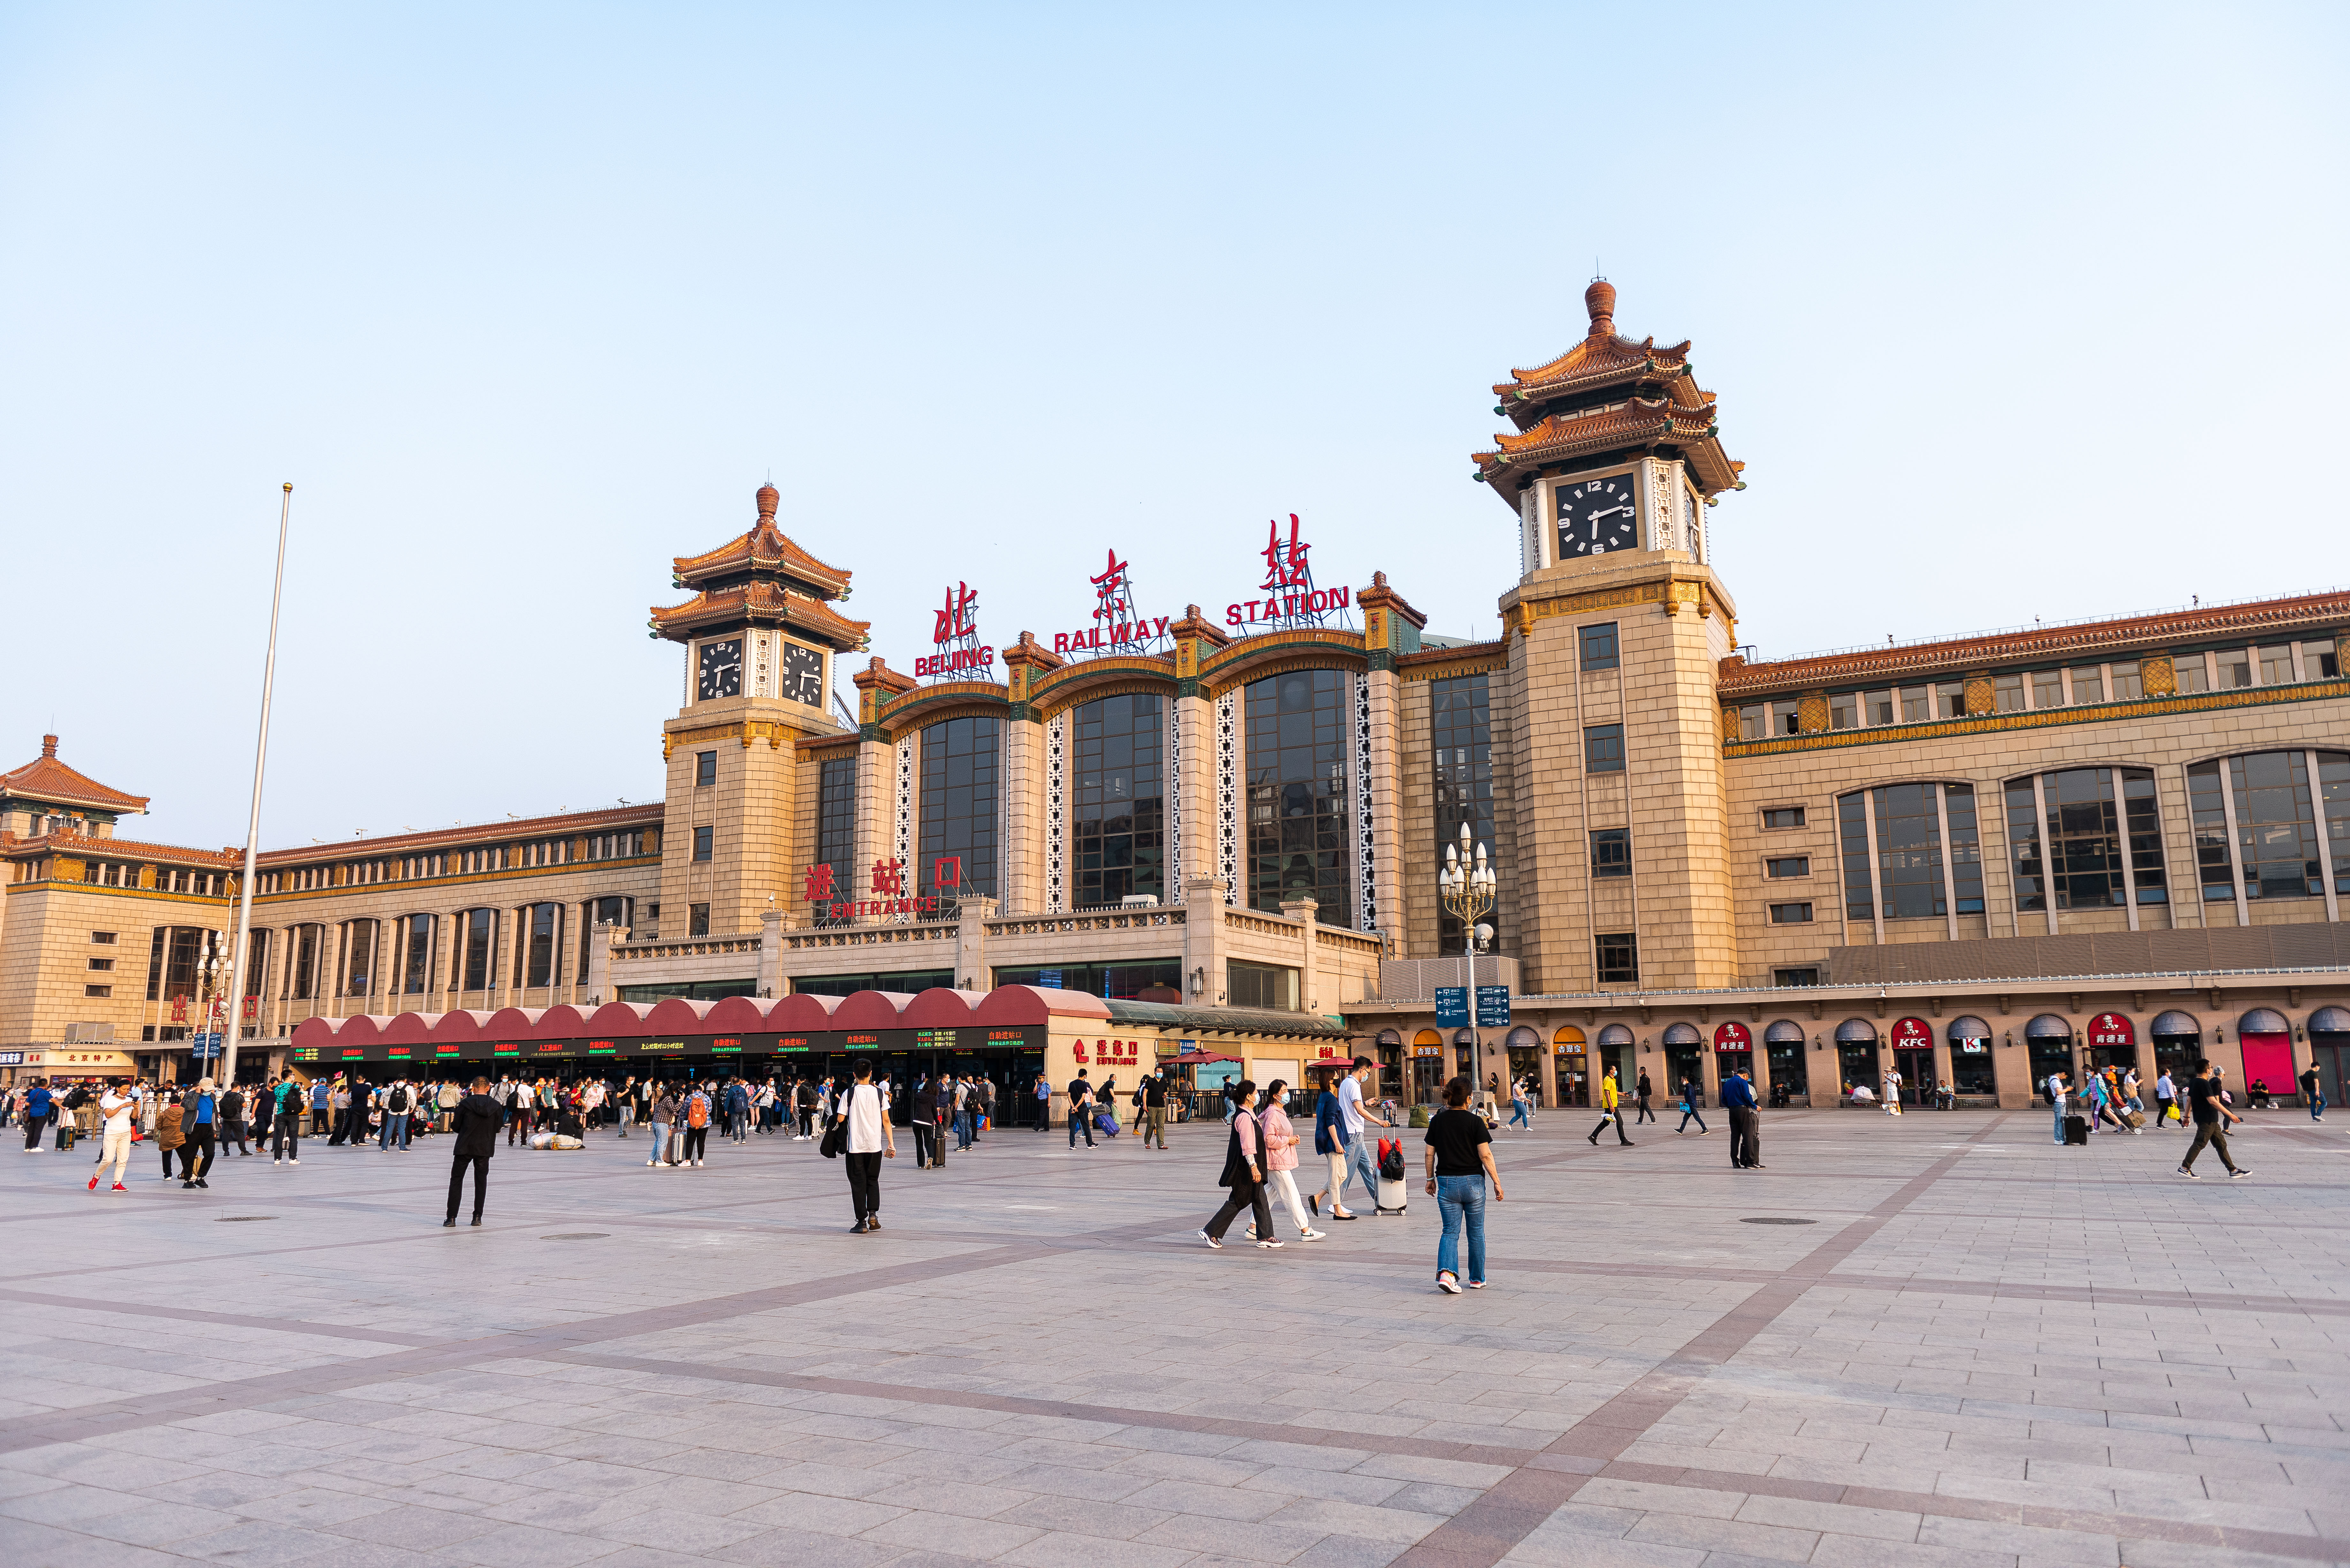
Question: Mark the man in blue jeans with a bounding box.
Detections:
[1338,1057,1393,1215]
[2300,1065,2325,1122]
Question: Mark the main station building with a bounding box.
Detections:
[6,282,2346,1112]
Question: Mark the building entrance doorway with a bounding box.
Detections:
[2025,1015,2075,1104]
[1410,1030,1445,1105]
[1834,1019,1878,1104]
[1893,1047,1934,1104]
[1947,1017,1996,1097]
[1595,1024,1635,1107]
[2310,1010,2350,1107]
[1504,1026,1545,1105]
[1763,1020,1808,1106]
[1552,1026,1588,1108]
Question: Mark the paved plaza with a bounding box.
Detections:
[1,1104,2346,1568]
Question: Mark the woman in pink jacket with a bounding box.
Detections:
[1248,1079,1326,1242]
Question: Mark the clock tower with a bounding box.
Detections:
[1478,283,1749,992]
[648,484,870,946]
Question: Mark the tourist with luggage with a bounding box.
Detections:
[1308,1072,1351,1219]
[2180,1061,2249,1179]
[1424,1074,1502,1294]
[2047,1071,2069,1144]
[1199,1080,1277,1249]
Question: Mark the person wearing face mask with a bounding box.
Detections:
[1246,1080,1326,1242]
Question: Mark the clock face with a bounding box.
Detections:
[777,640,824,707]
[696,638,743,701]
[1557,474,1640,560]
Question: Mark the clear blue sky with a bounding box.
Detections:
[3,3,2343,852]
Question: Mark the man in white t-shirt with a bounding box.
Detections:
[1335,1057,1393,1216]
[88,1080,136,1192]
[840,1059,895,1233]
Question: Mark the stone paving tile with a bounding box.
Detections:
[6,1113,2350,1568]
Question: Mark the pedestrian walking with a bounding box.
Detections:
[1140,1071,1169,1150]
[1723,1067,1762,1168]
[1198,1081,1278,1249]
[1505,1077,1532,1131]
[180,1078,218,1188]
[835,1059,894,1232]
[19,1078,52,1151]
[1248,1080,1324,1241]
[2301,1063,2325,1121]
[219,1084,250,1156]
[1634,1067,1656,1125]
[156,1093,186,1180]
[1424,1074,1502,1293]
[1067,1070,1096,1149]
[976,1075,995,1139]
[647,1087,677,1165]
[440,1077,501,1226]
[265,1073,303,1163]
[1308,1070,1354,1220]
[1673,1076,1708,1134]
[1587,1067,1634,1146]
[87,1079,134,1192]
[1333,1057,1393,1210]
[911,1075,942,1168]
[794,1078,816,1139]
[680,1083,711,1165]
[2179,1060,2250,1179]
[2153,1068,2177,1128]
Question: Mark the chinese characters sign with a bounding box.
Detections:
[802,857,951,920]
[1225,515,1352,631]
[1055,548,1171,657]
[917,581,995,681]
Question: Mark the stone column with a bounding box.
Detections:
[955,897,996,991]
[1181,876,1230,1006]
[1281,896,1321,1014]
[585,922,617,1007]
[757,908,784,998]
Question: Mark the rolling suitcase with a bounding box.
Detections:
[2063,1115,2089,1146]
[1375,1137,1408,1215]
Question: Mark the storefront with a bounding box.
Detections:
[2312,1006,2350,1106]
[1834,1017,1878,1103]
[1888,1016,1934,1106]
[1947,1015,1996,1099]
[2237,1009,2294,1104]
[2150,1009,2202,1085]
[1595,1023,1634,1100]
[1552,1025,1587,1107]
[1762,1019,1808,1106]
[1502,1024,1545,1103]
[1409,1029,1445,1103]
[2085,1012,2135,1073]
[1709,1021,1752,1103]
[2025,1014,2074,1101]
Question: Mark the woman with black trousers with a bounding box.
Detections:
[1198,1081,1280,1249]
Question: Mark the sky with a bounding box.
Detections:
[3,2,2344,853]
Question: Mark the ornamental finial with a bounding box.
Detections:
[755,482,779,522]
[1585,278,1616,339]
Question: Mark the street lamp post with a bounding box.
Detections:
[1438,822,1496,1098]
[190,932,229,1085]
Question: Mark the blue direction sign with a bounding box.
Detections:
[1474,987,1511,1027]
[1433,987,1468,1027]
[189,1032,224,1059]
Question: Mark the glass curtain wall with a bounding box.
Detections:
[813,755,856,923]
[2004,768,2168,910]
[1070,693,1164,907]
[1244,669,1352,926]
[459,909,495,991]
[2186,751,2350,903]
[522,903,560,988]
[920,716,1000,902]
[1837,783,1983,922]
[1431,674,1492,948]
[401,914,435,994]
[343,919,377,995]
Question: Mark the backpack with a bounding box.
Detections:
[388,1087,409,1114]
[686,1094,709,1129]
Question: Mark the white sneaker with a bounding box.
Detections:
[288,1159,299,1165]
[273,1158,282,1165]
[646,1160,658,1166]
[1256,1238,1284,1249]
[1300,1228,1326,1240]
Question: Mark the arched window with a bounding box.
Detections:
[2024,1013,2073,1094]
[1661,1022,1701,1045]
[2004,767,2166,913]
[1552,1025,1587,1049]
[1245,668,1353,927]
[1836,782,1982,926]
[398,914,437,995]
[1069,694,1164,908]
[2187,750,2349,906]
[920,716,999,902]
[457,908,496,992]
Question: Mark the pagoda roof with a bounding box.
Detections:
[670,484,855,598]
[1475,281,1744,502]
[1474,396,1742,496]
[1,828,230,866]
[0,736,148,816]
[650,578,872,652]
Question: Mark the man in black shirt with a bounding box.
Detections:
[2179,1060,2248,1179]
[1067,1070,1095,1149]
[2300,1064,2325,1122]
[1141,1072,1169,1150]
[1634,1068,1655,1125]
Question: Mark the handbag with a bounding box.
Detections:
[819,1116,846,1159]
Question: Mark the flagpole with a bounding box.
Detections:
[221,483,292,1091]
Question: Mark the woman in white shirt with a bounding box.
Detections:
[838,1060,895,1233]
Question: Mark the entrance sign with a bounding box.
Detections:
[1474,986,1511,1027]
[1713,1021,1752,1052]
[1056,548,1171,657]
[916,581,994,681]
[1434,987,1468,1027]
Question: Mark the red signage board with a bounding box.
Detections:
[1889,1017,1933,1048]
[2087,1012,2134,1049]
[1712,1021,1752,1051]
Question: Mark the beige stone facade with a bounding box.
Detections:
[5,283,2344,1109]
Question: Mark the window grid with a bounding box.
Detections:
[1431,674,1492,946]
[920,715,1000,902]
[813,756,856,924]
[1245,669,1352,928]
[1070,694,1164,909]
